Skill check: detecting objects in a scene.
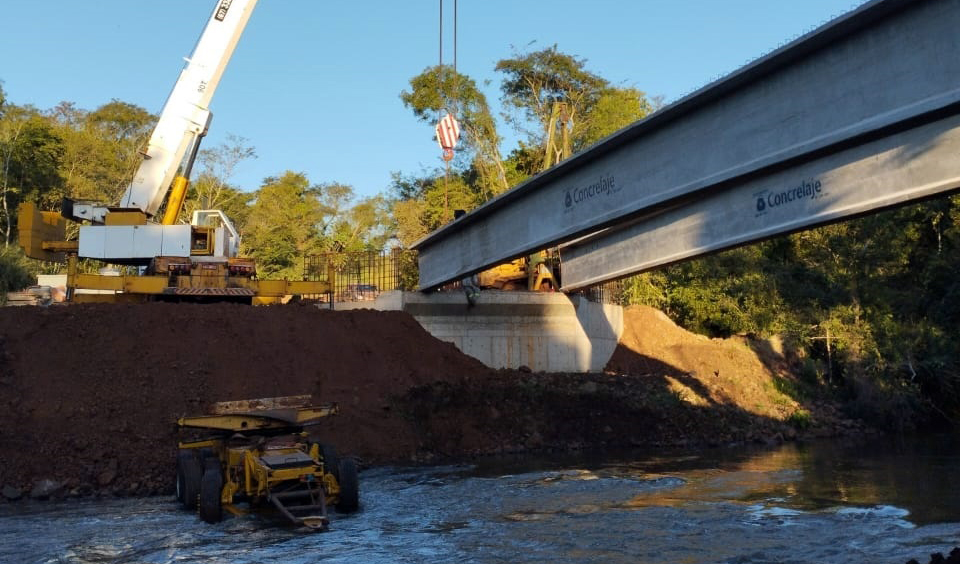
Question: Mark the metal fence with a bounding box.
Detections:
[303,250,622,305]
[303,250,418,303]
[569,280,625,305]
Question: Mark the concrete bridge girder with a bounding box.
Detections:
[561,114,960,289]
[414,0,960,291]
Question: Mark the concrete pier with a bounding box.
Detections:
[335,291,623,373]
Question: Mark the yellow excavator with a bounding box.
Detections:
[475,250,560,291]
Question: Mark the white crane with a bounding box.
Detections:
[65,0,259,263]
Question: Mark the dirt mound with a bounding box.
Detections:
[608,306,800,420]
[0,303,490,497]
[397,371,783,457]
[392,306,867,460]
[605,306,863,437]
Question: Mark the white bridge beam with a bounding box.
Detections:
[561,116,960,289]
[413,0,960,291]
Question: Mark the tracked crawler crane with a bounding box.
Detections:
[18,0,330,304]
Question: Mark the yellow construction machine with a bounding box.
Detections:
[176,395,358,531]
[475,250,560,291]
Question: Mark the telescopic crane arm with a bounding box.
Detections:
[66,0,259,224]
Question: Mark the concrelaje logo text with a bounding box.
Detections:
[755,178,823,216]
[565,175,618,210]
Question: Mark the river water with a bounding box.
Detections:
[1,434,957,564]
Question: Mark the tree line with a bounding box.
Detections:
[2,45,958,426]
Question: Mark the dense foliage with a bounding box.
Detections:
[614,199,960,428]
[393,46,654,245]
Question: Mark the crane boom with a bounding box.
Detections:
[121,0,258,216]
[66,0,258,224]
[60,0,259,264]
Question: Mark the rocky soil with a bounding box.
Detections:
[0,302,868,502]
[906,547,960,564]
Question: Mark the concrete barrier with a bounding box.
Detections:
[336,291,623,373]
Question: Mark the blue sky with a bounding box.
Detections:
[1,0,866,201]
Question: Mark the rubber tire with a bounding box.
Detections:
[199,447,217,467]
[202,454,221,473]
[176,451,202,510]
[199,468,223,524]
[175,453,187,504]
[321,444,340,482]
[335,458,359,513]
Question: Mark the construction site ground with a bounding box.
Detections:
[0,302,869,500]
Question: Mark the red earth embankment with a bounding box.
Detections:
[0,303,489,497]
[0,302,865,500]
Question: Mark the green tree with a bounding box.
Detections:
[496,45,606,147]
[184,173,253,228]
[179,133,256,226]
[241,171,325,279]
[501,141,545,187]
[313,181,354,245]
[328,194,393,253]
[52,100,154,206]
[87,100,154,145]
[389,170,480,248]
[0,246,35,299]
[496,46,653,180]
[392,197,430,249]
[576,86,655,149]
[393,46,658,251]
[84,100,154,201]
[0,105,65,246]
[241,173,390,276]
[390,171,435,247]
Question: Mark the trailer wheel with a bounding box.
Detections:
[176,451,202,509]
[199,447,218,468]
[321,444,340,482]
[199,468,223,524]
[335,458,359,513]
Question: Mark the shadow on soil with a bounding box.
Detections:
[394,346,815,461]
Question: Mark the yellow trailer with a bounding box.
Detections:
[176,395,358,530]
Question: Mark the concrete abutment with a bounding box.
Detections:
[335,291,623,373]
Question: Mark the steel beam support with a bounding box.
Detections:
[413,0,960,290]
[560,115,960,289]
